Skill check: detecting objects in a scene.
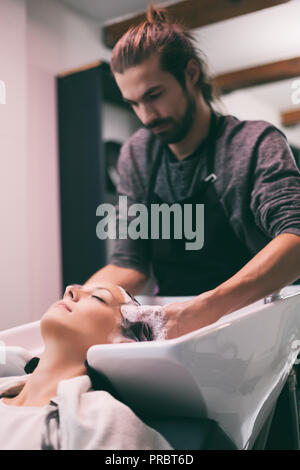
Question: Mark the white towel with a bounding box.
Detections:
[0,373,173,450]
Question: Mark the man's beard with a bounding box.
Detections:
[154,91,196,144]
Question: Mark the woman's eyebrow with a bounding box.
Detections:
[92,286,113,296]
[70,284,114,300]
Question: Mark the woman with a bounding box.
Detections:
[0,282,171,450]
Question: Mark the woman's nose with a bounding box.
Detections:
[64,284,81,302]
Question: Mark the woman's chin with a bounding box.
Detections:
[40,306,69,335]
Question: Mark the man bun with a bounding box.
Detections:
[147,2,169,25]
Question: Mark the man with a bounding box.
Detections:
[87,4,300,339]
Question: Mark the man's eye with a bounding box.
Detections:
[92,295,106,304]
[149,93,161,100]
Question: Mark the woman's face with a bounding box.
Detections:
[41,282,128,351]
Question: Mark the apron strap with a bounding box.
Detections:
[146,137,165,205]
[206,111,222,177]
[146,111,223,206]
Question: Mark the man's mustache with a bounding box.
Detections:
[146,119,172,130]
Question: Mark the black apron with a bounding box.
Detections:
[146,112,253,296]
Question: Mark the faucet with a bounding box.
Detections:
[264,290,282,304]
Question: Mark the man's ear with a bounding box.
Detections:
[185,58,200,86]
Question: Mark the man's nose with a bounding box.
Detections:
[138,103,159,127]
[64,284,81,301]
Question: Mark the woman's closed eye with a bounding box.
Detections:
[91,295,106,304]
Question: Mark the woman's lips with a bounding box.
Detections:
[55,301,71,312]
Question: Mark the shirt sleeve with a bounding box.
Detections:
[250,126,300,240]
[109,141,151,277]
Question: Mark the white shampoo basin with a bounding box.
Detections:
[1,286,300,449]
[87,286,300,449]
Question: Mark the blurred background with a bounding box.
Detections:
[0,0,300,329]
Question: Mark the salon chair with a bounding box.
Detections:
[135,414,237,450]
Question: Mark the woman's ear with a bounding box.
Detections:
[111,334,136,344]
[117,338,136,344]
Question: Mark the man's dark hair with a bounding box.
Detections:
[110,2,215,106]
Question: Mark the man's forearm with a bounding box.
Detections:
[203,232,300,320]
[85,264,148,295]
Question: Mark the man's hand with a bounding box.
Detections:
[162,290,222,339]
[162,234,300,340]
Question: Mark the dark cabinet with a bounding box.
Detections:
[57,62,130,291]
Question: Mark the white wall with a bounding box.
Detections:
[216,90,281,128]
[26,0,112,325]
[27,0,111,75]
[0,0,113,330]
[0,0,30,330]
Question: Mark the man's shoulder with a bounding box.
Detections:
[221,113,286,143]
[118,128,157,175]
[121,128,154,156]
[214,113,289,180]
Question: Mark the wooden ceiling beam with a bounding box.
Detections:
[213,57,300,94]
[103,0,290,48]
[281,108,300,127]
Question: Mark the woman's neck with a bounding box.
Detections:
[3,346,86,407]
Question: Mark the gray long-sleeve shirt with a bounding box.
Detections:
[109,113,300,277]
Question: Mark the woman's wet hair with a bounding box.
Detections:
[120,317,154,342]
[120,290,154,342]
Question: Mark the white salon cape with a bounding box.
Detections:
[0,374,173,450]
